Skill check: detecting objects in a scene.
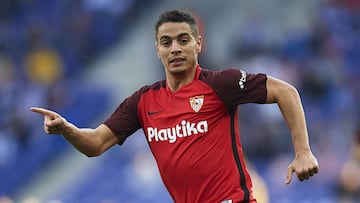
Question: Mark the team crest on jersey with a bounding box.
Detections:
[189,95,204,113]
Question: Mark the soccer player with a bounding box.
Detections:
[31,10,319,203]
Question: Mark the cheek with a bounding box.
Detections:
[158,51,168,64]
[158,48,170,58]
[158,52,166,60]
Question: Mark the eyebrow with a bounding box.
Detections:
[159,32,192,41]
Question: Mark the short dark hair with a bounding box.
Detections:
[155,10,198,40]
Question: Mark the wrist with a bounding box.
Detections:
[62,121,77,137]
[295,147,312,157]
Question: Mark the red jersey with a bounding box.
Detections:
[104,65,267,203]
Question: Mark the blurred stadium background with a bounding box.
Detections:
[1,0,359,202]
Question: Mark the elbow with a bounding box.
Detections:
[83,133,109,157]
[86,153,100,158]
[277,83,300,102]
[276,84,302,107]
[274,85,299,104]
[285,84,300,97]
[77,126,116,157]
[81,145,105,157]
[84,151,101,157]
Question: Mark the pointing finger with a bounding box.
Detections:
[30,107,57,119]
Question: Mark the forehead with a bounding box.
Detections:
[157,22,193,40]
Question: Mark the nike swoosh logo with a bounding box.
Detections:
[147,111,161,116]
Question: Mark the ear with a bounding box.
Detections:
[155,41,160,58]
[196,35,202,53]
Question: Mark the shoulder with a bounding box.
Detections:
[120,80,166,109]
[200,68,245,80]
[199,68,246,87]
[199,67,268,105]
[132,80,166,98]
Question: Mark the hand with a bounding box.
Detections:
[30,107,68,135]
[285,150,319,184]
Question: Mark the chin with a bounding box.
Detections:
[168,65,187,74]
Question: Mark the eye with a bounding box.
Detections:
[179,37,189,45]
[160,40,171,47]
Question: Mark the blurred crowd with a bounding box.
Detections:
[0,0,160,201]
[0,0,359,202]
[231,0,360,161]
[227,0,360,202]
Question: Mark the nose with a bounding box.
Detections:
[170,40,181,54]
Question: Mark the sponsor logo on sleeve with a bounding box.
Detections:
[239,70,247,89]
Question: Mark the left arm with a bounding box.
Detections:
[266,76,319,184]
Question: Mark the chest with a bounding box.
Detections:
[139,82,227,131]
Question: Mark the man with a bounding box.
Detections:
[31,10,319,203]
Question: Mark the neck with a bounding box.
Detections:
[166,66,197,92]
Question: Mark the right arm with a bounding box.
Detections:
[30,107,120,157]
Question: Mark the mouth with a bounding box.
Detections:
[169,57,185,66]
